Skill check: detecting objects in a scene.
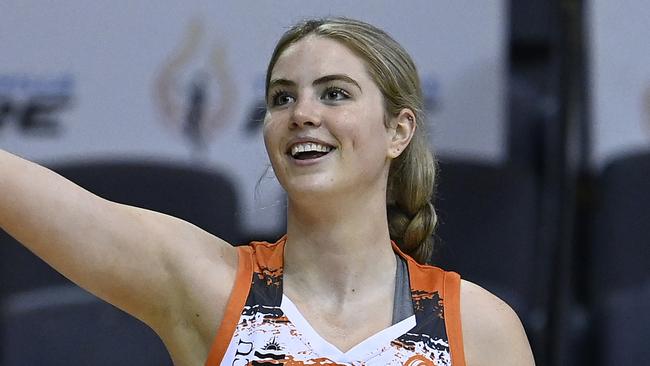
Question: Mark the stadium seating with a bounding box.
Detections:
[432,157,549,356]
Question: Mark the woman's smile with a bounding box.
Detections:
[287,137,336,161]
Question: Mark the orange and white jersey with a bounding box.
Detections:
[205,236,466,366]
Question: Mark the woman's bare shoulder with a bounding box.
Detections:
[162,217,240,306]
[459,279,536,366]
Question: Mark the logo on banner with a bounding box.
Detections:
[0,73,75,137]
[154,19,235,156]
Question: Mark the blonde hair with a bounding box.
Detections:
[265,17,438,264]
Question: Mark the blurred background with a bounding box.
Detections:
[0,0,648,365]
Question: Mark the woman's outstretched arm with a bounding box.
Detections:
[0,149,237,333]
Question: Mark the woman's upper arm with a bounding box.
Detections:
[460,280,536,366]
[0,150,238,328]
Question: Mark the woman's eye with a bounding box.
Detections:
[270,91,295,106]
[322,87,349,101]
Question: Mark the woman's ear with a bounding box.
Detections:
[387,109,416,158]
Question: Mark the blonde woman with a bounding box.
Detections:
[0,17,535,366]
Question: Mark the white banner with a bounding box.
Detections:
[590,0,650,167]
[0,0,506,233]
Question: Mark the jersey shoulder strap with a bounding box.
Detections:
[393,242,466,366]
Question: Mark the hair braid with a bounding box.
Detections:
[387,133,438,264]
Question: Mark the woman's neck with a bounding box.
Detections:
[282,191,397,305]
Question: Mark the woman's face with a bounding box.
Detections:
[263,36,395,199]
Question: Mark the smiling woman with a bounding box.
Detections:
[0,17,535,366]
[209,17,535,366]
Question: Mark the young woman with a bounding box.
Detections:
[0,17,535,366]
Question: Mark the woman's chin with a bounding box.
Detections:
[285,182,337,198]
[282,177,346,199]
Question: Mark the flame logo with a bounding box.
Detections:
[153,18,235,156]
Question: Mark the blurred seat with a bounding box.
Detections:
[1,285,172,366]
[0,159,243,363]
[586,151,650,365]
[433,158,541,315]
[589,151,650,295]
[432,157,548,354]
[593,283,650,366]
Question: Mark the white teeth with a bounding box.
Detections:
[290,142,333,157]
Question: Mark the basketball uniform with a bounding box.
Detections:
[205,236,466,366]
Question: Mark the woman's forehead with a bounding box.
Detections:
[270,36,371,83]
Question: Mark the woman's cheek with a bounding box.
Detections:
[262,118,279,152]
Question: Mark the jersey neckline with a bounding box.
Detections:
[280,294,417,363]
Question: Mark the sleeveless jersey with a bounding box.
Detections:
[205,236,466,366]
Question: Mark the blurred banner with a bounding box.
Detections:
[590,0,650,167]
[0,1,505,233]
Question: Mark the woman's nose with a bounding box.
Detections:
[290,97,321,129]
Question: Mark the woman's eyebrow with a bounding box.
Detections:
[268,74,362,93]
[268,78,295,90]
[313,74,362,92]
